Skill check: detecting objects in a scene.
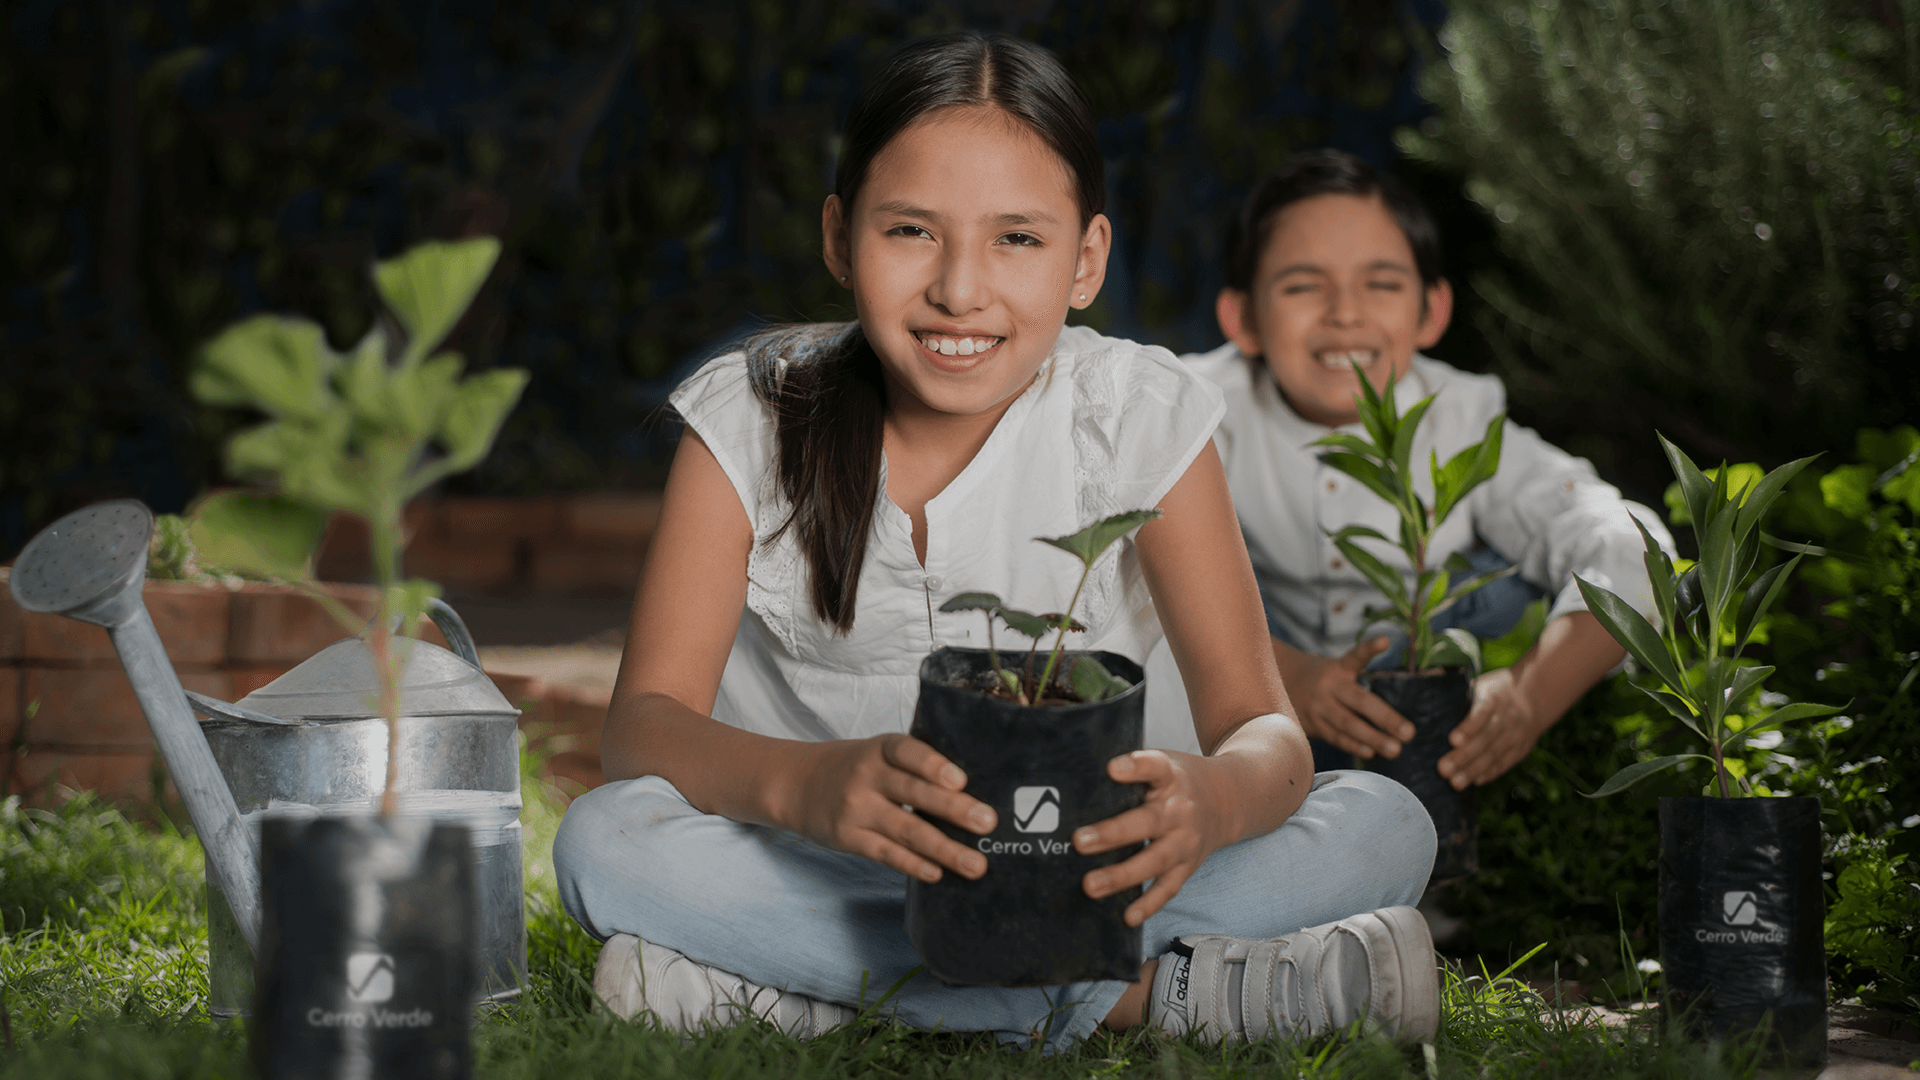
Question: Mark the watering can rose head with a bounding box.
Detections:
[1310,361,1511,674]
[938,509,1161,706]
[185,237,528,633]
[1577,435,1847,799]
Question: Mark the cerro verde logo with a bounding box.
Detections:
[306,951,435,1030]
[1012,786,1061,833]
[346,952,396,1003]
[1723,891,1759,926]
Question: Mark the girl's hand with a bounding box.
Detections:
[1071,750,1229,927]
[788,734,998,884]
[1272,636,1414,760]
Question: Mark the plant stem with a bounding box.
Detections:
[370,500,403,818]
[1035,564,1093,699]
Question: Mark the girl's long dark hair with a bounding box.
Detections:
[745,31,1104,634]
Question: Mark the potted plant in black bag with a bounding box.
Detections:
[911,509,1159,987]
[1575,436,1841,1067]
[1311,363,1509,882]
[190,237,527,1079]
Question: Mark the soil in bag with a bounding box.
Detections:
[253,816,477,1080]
[906,647,1146,986]
[1358,669,1477,883]
[1659,796,1826,1067]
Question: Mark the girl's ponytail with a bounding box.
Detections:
[749,31,1102,635]
[746,323,885,634]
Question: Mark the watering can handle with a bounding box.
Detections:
[426,597,482,669]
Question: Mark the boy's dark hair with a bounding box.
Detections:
[736,32,1103,634]
[1223,149,1445,295]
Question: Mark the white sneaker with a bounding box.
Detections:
[593,933,856,1039]
[1147,905,1440,1043]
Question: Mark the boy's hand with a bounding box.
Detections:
[1271,636,1415,759]
[1071,750,1230,927]
[788,734,997,884]
[1439,668,1548,789]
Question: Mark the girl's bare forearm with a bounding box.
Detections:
[1193,712,1313,848]
[599,691,812,829]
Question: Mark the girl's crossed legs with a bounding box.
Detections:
[554,769,1435,1049]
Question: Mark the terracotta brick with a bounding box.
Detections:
[0,667,19,745]
[0,574,23,661]
[403,530,518,591]
[226,665,296,700]
[488,672,548,710]
[525,541,648,595]
[443,497,561,544]
[562,493,662,545]
[403,500,443,544]
[315,513,373,582]
[228,583,376,664]
[145,582,232,665]
[23,610,116,662]
[22,667,232,750]
[11,749,165,804]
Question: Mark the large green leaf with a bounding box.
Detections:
[1070,655,1133,703]
[1309,431,1388,463]
[1425,626,1482,674]
[1724,664,1776,712]
[1731,454,1821,547]
[1331,534,1409,608]
[1576,574,1686,693]
[1692,476,1739,639]
[1388,395,1435,479]
[1634,515,1677,634]
[1037,508,1162,569]
[998,609,1056,640]
[390,353,465,441]
[1660,434,1716,534]
[1585,754,1713,798]
[1430,414,1505,528]
[1635,684,1707,739]
[1318,451,1407,510]
[437,368,529,469]
[1734,557,1798,655]
[1725,700,1850,749]
[373,237,502,367]
[188,492,329,581]
[939,592,1004,614]
[193,316,335,420]
[1426,561,1520,620]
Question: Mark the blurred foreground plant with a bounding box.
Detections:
[186,237,527,812]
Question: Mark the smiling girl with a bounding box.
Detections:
[552,34,1438,1050]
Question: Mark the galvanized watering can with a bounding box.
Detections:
[7,500,527,1015]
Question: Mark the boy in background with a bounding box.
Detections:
[1147,149,1669,801]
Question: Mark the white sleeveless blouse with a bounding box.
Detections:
[669,325,1225,748]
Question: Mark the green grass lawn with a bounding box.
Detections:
[0,766,1779,1079]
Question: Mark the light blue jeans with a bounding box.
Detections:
[553,769,1436,1050]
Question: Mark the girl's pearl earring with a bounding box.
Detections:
[1079,293,1087,301]
[840,275,848,282]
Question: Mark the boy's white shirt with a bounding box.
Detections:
[1144,344,1672,755]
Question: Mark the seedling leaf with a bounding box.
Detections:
[1070,656,1132,703]
[1576,575,1685,693]
[373,237,501,366]
[939,592,1004,614]
[1037,509,1163,569]
[188,492,329,582]
[1585,754,1710,798]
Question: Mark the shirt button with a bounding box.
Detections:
[1326,480,1338,493]
[1331,600,1347,614]
[925,576,943,591]
[1331,557,1345,571]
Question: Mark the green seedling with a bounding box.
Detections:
[1312,362,1510,673]
[939,509,1161,705]
[185,237,528,814]
[1578,435,1845,798]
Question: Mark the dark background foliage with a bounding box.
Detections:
[1,0,1458,557]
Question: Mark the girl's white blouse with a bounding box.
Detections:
[668,325,1225,748]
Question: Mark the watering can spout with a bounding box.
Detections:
[8,500,263,952]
